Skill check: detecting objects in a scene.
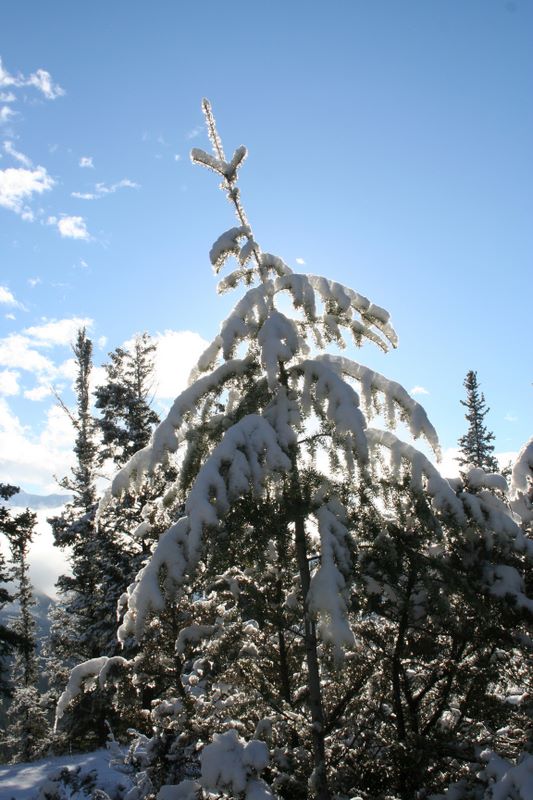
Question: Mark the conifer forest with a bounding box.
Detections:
[0,99,531,800]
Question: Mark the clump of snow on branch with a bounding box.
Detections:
[55,656,129,728]
[294,359,368,469]
[199,729,275,798]
[511,436,533,527]
[118,415,291,641]
[308,494,356,656]
[477,751,533,800]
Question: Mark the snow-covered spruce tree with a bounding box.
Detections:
[95,332,160,468]
[48,328,128,750]
[58,102,532,800]
[457,370,499,473]
[2,502,50,762]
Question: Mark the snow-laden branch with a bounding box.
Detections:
[366,428,465,520]
[317,354,441,457]
[209,226,251,272]
[191,144,248,183]
[512,437,533,496]
[98,358,252,509]
[54,656,129,728]
[306,274,398,349]
[510,437,533,528]
[118,414,291,641]
[291,359,368,470]
[308,495,355,657]
[369,429,533,556]
[194,272,398,382]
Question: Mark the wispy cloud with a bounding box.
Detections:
[3,140,32,167]
[0,286,23,308]
[410,385,430,396]
[0,57,64,100]
[79,156,93,168]
[295,257,305,265]
[0,106,16,124]
[28,277,41,288]
[0,91,16,103]
[174,154,181,162]
[0,165,54,219]
[504,412,518,422]
[71,178,139,201]
[53,215,90,240]
[186,125,203,140]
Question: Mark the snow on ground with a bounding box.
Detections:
[0,748,132,799]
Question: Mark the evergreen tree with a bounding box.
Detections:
[95,332,159,468]
[2,506,50,762]
[457,370,499,472]
[58,102,532,800]
[49,330,162,750]
[0,484,21,700]
[47,328,118,749]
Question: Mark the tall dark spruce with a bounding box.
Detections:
[457,369,499,473]
[0,484,21,702]
[48,328,114,748]
[95,332,159,467]
[55,102,533,800]
[49,328,162,749]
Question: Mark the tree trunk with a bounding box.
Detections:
[294,512,330,800]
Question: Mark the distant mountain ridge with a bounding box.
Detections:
[6,490,72,509]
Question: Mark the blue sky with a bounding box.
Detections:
[1,0,532,496]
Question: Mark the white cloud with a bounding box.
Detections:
[504,413,518,422]
[0,369,19,396]
[4,313,15,321]
[0,165,54,218]
[28,276,41,287]
[0,398,74,494]
[24,316,93,346]
[174,154,181,161]
[79,156,93,168]
[0,105,16,124]
[411,385,430,396]
[97,335,107,349]
[0,332,56,373]
[0,285,22,307]
[0,91,16,103]
[56,215,90,240]
[71,177,139,201]
[153,329,209,401]
[295,257,305,265]
[3,140,32,167]
[28,508,71,597]
[26,68,65,100]
[24,384,52,401]
[0,57,64,100]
